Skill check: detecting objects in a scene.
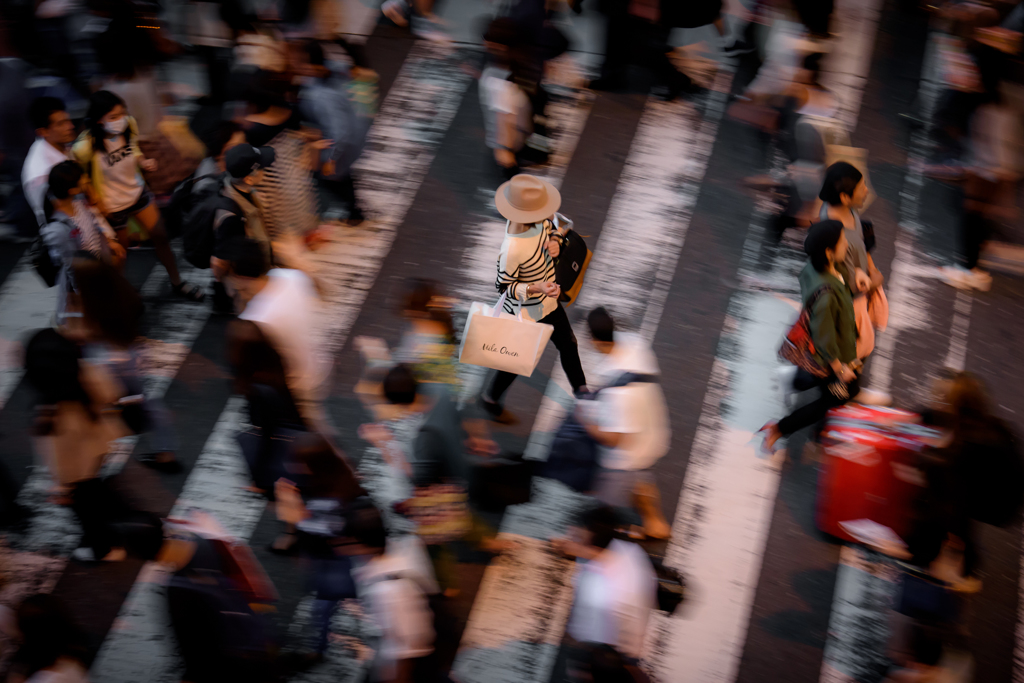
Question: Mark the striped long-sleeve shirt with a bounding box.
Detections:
[495,219,558,322]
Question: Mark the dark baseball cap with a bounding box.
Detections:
[225,144,276,179]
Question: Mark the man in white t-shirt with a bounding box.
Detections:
[575,307,672,540]
[223,237,331,431]
[22,97,75,226]
[562,504,657,668]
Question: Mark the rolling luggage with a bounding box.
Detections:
[817,407,938,543]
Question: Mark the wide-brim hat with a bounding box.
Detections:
[495,174,561,224]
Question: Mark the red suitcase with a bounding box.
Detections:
[817,410,938,543]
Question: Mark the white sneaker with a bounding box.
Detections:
[72,547,127,562]
[938,265,973,290]
[968,268,992,292]
[71,547,96,562]
[854,388,893,406]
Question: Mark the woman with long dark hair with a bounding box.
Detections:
[72,90,205,301]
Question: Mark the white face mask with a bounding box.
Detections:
[103,117,128,135]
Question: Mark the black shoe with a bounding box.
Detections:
[723,40,756,57]
[587,75,626,92]
[212,281,234,315]
[138,453,184,474]
[479,395,519,425]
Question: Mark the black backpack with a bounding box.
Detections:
[29,235,60,287]
[165,172,220,238]
[183,190,240,270]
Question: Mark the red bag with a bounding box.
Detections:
[778,286,830,378]
[210,538,279,603]
[817,411,939,543]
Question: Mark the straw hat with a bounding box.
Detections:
[494,174,561,224]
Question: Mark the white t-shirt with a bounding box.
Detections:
[566,539,658,659]
[22,137,71,225]
[582,332,671,471]
[239,269,330,402]
[99,136,144,212]
[354,554,435,680]
[479,66,530,151]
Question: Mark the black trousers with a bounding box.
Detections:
[778,374,859,437]
[71,478,131,559]
[320,173,364,220]
[488,303,587,402]
[599,2,692,90]
[960,209,992,270]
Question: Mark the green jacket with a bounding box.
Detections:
[798,261,857,366]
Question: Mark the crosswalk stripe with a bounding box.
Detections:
[645,1,884,680]
[453,58,733,683]
[0,261,56,412]
[817,21,968,682]
[89,40,476,682]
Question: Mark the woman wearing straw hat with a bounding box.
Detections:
[481,174,587,423]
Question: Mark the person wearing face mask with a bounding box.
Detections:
[40,161,126,324]
[72,90,206,302]
[209,144,275,287]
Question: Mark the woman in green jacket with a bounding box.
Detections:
[72,90,204,301]
[763,220,859,453]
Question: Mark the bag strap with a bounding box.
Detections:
[804,284,831,312]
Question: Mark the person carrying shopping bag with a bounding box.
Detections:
[480,174,587,423]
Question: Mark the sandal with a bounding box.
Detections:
[172,281,206,302]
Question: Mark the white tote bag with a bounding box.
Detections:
[459,291,553,377]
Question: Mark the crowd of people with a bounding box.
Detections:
[0,0,1022,682]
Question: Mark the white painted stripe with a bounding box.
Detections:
[645,0,884,680]
[453,64,732,683]
[943,290,972,372]
[818,23,950,683]
[89,41,475,682]
[0,261,56,412]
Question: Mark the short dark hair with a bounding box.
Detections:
[577,504,621,550]
[819,161,863,206]
[382,364,418,405]
[200,120,242,159]
[47,161,84,200]
[803,219,845,273]
[224,237,269,278]
[303,39,325,67]
[345,498,387,551]
[29,96,66,131]
[587,307,615,343]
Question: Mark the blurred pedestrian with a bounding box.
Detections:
[243,72,324,245]
[75,257,183,473]
[24,325,130,562]
[40,161,125,323]
[480,20,535,181]
[72,90,206,301]
[6,594,89,683]
[22,97,76,227]
[555,505,658,668]
[360,364,510,597]
[222,237,332,433]
[575,307,671,540]
[210,143,276,287]
[481,175,587,423]
[345,498,437,682]
[296,39,371,226]
[762,220,859,454]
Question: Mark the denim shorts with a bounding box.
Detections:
[105,189,153,228]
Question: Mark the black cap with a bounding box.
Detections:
[225,144,276,179]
